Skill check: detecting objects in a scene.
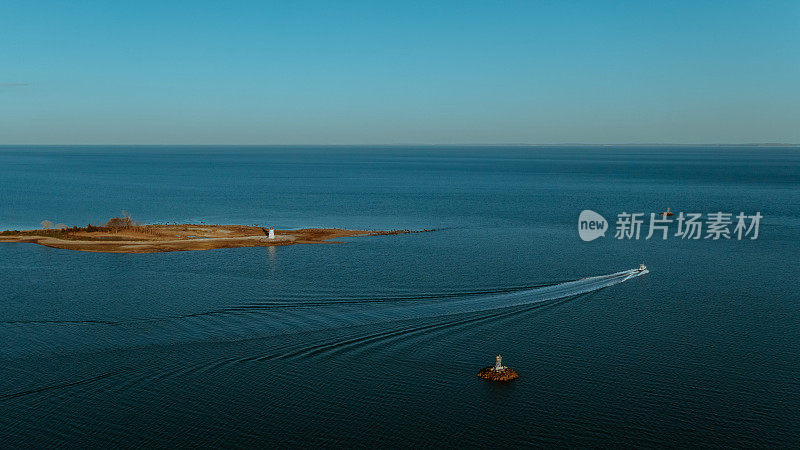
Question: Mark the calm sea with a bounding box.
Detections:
[1,146,798,447]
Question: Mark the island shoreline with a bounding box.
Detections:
[0,224,432,253]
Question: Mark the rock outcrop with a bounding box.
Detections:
[477,366,519,381]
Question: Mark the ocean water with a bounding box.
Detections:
[0,146,798,447]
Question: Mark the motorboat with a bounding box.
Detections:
[660,207,674,217]
[636,264,647,272]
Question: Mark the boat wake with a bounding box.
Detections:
[0,267,648,360]
[0,268,648,403]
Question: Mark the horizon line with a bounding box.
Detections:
[0,143,798,147]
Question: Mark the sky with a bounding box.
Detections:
[1,0,798,145]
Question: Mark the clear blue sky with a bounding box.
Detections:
[1,0,798,144]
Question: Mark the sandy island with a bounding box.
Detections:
[0,224,431,253]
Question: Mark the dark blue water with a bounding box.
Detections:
[1,146,798,446]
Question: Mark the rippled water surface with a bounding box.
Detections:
[1,146,798,446]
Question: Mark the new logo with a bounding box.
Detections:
[578,210,607,241]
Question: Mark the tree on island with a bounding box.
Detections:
[40,220,53,230]
[106,210,137,231]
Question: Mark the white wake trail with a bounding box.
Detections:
[1,268,648,358]
[342,268,649,325]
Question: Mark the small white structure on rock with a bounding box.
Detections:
[268,228,275,239]
[494,354,506,371]
[478,354,518,381]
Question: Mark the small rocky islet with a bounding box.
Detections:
[477,355,519,382]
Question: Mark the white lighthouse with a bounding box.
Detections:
[494,354,506,371]
[268,228,275,239]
